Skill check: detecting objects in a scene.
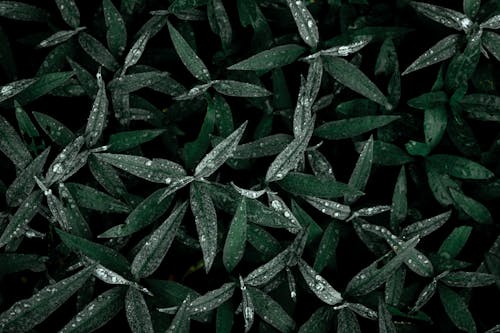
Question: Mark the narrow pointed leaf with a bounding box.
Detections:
[337,308,361,333]
[55,0,80,28]
[410,2,470,31]
[346,237,420,296]
[0,266,93,333]
[212,80,271,97]
[233,134,292,159]
[402,34,461,75]
[438,226,472,259]
[323,56,390,108]
[166,296,192,333]
[390,167,407,230]
[223,198,247,272]
[189,283,236,314]
[481,31,500,62]
[378,298,397,333]
[33,111,75,146]
[247,286,296,333]
[286,0,319,48]
[122,31,150,74]
[65,182,130,213]
[480,14,500,29]
[244,248,289,286]
[103,0,127,56]
[426,154,494,180]
[56,228,131,276]
[345,136,373,204]
[441,271,497,288]
[85,68,108,147]
[445,30,482,91]
[450,188,493,224]
[0,114,32,169]
[195,121,247,178]
[190,182,218,272]
[0,78,36,103]
[95,153,186,183]
[99,187,174,238]
[60,287,125,333]
[125,287,154,333]
[131,202,187,278]
[401,210,452,239]
[314,223,340,272]
[298,306,335,333]
[106,129,165,152]
[6,147,49,207]
[78,32,119,71]
[439,285,477,333]
[314,115,399,140]
[266,116,314,182]
[305,196,351,220]
[168,21,210,82]
[0,190,42,248]
[228,44,306,72]
[298,259,343,305]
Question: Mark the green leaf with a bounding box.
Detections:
[207,0,232,49]
[400,210,452,239]
[99,187,174,238]
[298,306,336,333]
[426,154,494,180]
[103,0,127,56]
[361,223,434,277]
[385,267,406,307]
[247,286,296,333]
[15,71,74,106]
[228,44,306,72]
[244,248,289,286]
[298,259,343,305]
[95,153,186,184]
[0,78,36,103]
[194,121,247,178]
[14,101,39,140]
[390,166,407,230]
[0,1,49,22]
[345,236,420,296]
[232,134,293,159]
[60,287,125,333]
[107,129,165,153]
[0,114,32,169]
[411,279,438,313]
[88,154,128,199]
[78,32,119,71]
[125,287,154,333]
[285,0,319,48]
[481,31,500,61]
[0,190,42,248]
[369,140,414,166]
[424,106,448,151]
[305,196,351,220]
[55,0,80,28]
[183,101,215,170]
[345,136,373,204]
[65,182,130,213]
[410,2,470,31]
[438,226,472,259]
[131,202,187,278]
[445,31,482,91]
[239,277,254,333]
[84,68,108,147]
[67,58,98,97]
[439,285,477,333]
[168,21,210,82]
[122,31,150,74]
[450,188,493,224]
[56,228,131,277]
[306,149,335,179]
[441,271,497,288]
[463,0,480,18]
[45,136,86,186]
[188,283,236,315]
[313,223,339,272]
[212,80,271,97]
[323,56,390,108]
[408,91,448,110]
[265,116,314,182]
[460,94,500,118]
[378,298,397,333]
[190,182,218,272]
[314,115,400,140]
[402,34,461,75]
[247,224,281,259]
[425,162,461,205]
[337,308,361,333]
[33,112,75,146]
[480,14,500,29]
[58,183,92,238]
[165,296,192,333]
[0,266,94,333]
[278,172,362,199]
[223,198,247,272]
[216,301,234,333]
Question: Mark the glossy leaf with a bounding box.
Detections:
[298,259,343,305]
[314,115,400,140]
[286,0,319,48]
[223,198,247,272]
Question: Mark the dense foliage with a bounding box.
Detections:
[0,0,500,332]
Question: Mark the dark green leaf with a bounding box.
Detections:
[0,1,49,22]
[228,44,306,72]
[314,116,400,140]
[125,287,154,333]
[223,198,247,272]
[345,136,373,204]
[212,80,271,97]
[248,286,296,333]
[285,0,319,48]
[0,266,94,333]
[298,259,343,305]
[438,226,472,259]
[0,114,32,169]
[78,32,119,71]
[450,188,493,224]
[439,285,477,333]
[103,0,127,56]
